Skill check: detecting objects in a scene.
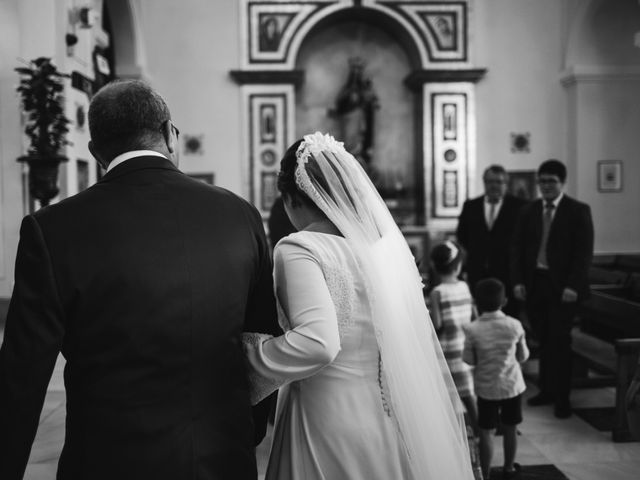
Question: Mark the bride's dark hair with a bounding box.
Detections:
[277,139,328,211]
[278,137,356,212]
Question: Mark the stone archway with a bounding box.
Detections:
[103,0,147,80]
[231,0,485,231]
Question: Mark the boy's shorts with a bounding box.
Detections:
[477,394,522,429]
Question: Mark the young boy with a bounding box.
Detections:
[463,278,529,480]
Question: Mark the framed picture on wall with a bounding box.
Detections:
[401,228,430,270]
[507,170,537,200]
[598,160,622,192]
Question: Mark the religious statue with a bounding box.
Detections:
[330,57,379,179]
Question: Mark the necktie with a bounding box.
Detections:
[536,202,555,268]
[487,202,497,230]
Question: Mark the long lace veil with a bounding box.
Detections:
[295,132,474,479]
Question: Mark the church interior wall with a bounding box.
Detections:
[572,78,640,255]
[0,0,638,301]
[473,0,567,195]
[0,0,24,298]
[134,0,245,196]
[563,0,640,254]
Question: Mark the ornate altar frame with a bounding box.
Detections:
[231,0,485,230]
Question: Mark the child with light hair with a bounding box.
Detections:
[463,278,529,480]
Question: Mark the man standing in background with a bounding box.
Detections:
[457,165,527,317]
[511,159,594,419]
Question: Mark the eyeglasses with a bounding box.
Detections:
[160,120,180,139]
[170,121,180,139]
[537,178,560,185]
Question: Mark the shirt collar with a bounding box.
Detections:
[107,150,168,173]
[478,310,507,320]
[484,195,503,206]
[546,192,564,209]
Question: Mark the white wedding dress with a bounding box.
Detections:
[245,231,411,480]
[245,131,474,480]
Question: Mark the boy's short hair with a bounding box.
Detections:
[475,278,505,313]
[430,241,463,275]
[538,159,567,183]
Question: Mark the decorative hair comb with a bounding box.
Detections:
[444,240,459,262]
[295,131,345,165]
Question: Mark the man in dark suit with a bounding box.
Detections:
[512,159,594,419]
[456,165,527,317]
[0,80,278,479]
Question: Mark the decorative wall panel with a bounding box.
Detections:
[241,0,471,70]
[236,0,480,231]
[242,85,295,218]
[423,82,476,225]
[367,0,469,67]
[241,0,350,70]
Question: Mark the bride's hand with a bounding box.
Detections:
[242,332,273,352]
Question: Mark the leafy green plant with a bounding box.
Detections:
[15,57,71,157]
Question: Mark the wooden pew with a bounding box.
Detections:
[574,288,640,442]
[571,328,640,441]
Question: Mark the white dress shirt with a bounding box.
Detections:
[484,196,503,230]
[542,192,563,222]
[106,150,168,173]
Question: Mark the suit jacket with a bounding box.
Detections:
[456,194,528,291]
[511,195,594,301]
[0,157,279,480]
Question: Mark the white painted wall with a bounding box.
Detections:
[134,0,245,195]
[563,0,640,254]
[473,0,567,196]
[0,0,24,296]
[1,0,638,300]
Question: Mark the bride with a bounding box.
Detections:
[244,132,474,479]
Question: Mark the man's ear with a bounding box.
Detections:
[89,141,108,170]
[161,120,177,154]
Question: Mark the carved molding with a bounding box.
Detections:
[241,0,472,70]
[230,69,305,86]
[369,0,469,67]
[404,68,486,90]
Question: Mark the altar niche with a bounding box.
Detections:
[296,19,416,225]
[231,0,485,233]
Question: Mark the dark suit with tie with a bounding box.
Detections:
[456,194,527,315]
[0,156,279,479]
[511,195,594,403]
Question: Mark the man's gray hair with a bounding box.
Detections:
[483,164,508,180]
[88,80,171,159]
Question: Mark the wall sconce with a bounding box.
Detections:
[65,33,78,57]
[69,6,98,29]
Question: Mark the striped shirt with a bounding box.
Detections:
[462,311,529,400]
[432,281,474,397]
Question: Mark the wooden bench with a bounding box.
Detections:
[571,328,640,441]
[573,287,640,442]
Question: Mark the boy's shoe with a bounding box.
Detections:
[502,463,521,479]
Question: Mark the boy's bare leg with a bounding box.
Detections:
[462,395,479,435]
[479,428,494,479]
[502,424,518,471]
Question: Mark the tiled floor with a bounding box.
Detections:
[2,333,639,479]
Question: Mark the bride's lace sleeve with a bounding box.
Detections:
[243,237,342,405]
[242,332,282,405]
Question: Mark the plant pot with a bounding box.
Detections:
[18,155,68,207]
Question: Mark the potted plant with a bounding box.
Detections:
[15,56,71,206]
